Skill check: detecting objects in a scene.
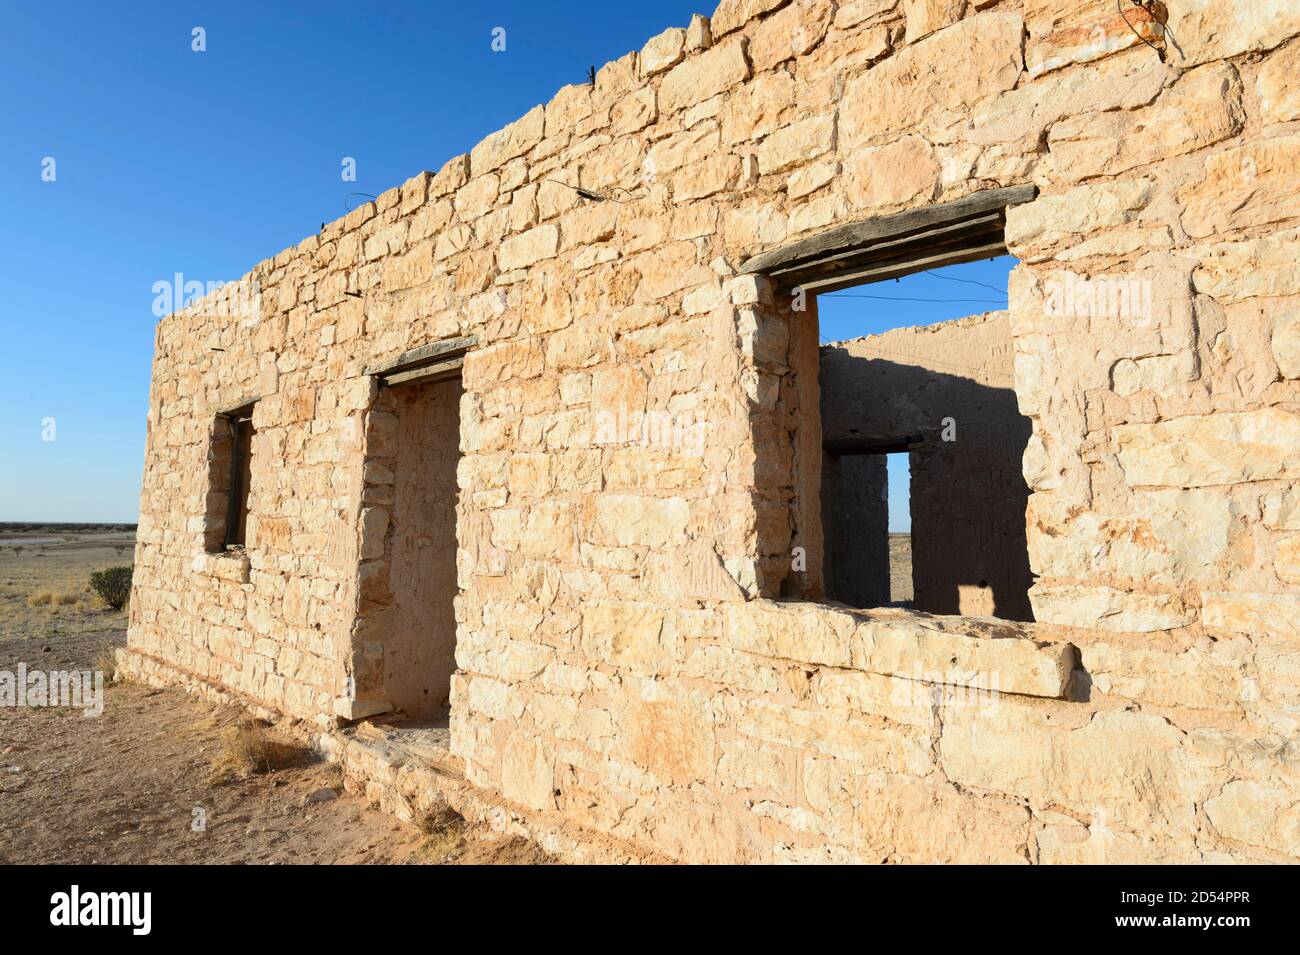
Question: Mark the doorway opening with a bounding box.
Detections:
[385,374,462,718]
[360,339,473,722]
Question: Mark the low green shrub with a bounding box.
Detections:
[90,565,133,611]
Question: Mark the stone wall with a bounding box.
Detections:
[820,311,1034,618]
[123,0,1300,863]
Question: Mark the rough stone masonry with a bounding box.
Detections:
[120,0,1300,863]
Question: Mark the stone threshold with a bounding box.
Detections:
[115,646,667,864]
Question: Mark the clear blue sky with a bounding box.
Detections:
[0,1,1012,525]
[818,255,1016,532]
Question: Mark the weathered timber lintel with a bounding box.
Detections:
[741,184,1037,293]
[368,336,477,386]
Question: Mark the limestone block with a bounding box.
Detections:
[834,0,899,28]
[1193,229,1300,304]
[905,0,966,43]
[1115,409,1300,487]
[813,669,938,729]
[852,617,1075,698]
[787,159,837,199]
[1201,592,1300,641]
[358,506,389,560]
[470,105,545,177]
[1110,353,1195,397]
[658,40,751,116]
[627,695,715,785]
[969,44,1173,148]
[1030,584,1194,633]
[1263,488,1300,530]
[852,773,1032,864]
[1274,537,1300,585]
[710,0,789,37]
[840,12,1024,145]
[1048,64,1244,182]
[755,114,835,175]
[748,0,833,72]
[1036,819,1201,864]
[467,676,525,721]
[1180,136,1300,239]
[1081,639,1250,710]
[430,153,469,196]
[1005,179,1153,259]
[1257,41,1300,124]
[498,224,559,271]
[543,83,592,138]
[500,731,556,811]
[1030,489,1244,589]
[686,14,712,51]
[580,602,669,667]
[940,704,1208,838]
[725,600,854,667]
[1205,780,1300,858]
[641,27,686,77]
[592,495,690,547]
[721,70,794,144]
[718,738,793,792]
[1166,0,1300,67]
[842,136,939,212]
[1271,310,1300,378]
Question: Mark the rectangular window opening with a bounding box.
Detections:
[814,253,1033,621]
[205,402,256,553]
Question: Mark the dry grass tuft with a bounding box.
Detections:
[27,591,53,607]
[93,647,119,685]
[208,717,311,786]
[417,804,467,862]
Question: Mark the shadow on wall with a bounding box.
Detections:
[819,349,1035,623]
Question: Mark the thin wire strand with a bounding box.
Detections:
[921,269,1009,295]
[1118,0,1165,60]
[821,293,1008,304]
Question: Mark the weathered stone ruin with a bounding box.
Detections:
[121,0,1300,863]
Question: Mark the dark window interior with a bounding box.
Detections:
[224,406,255,549]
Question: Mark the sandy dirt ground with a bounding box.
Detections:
[0,527,550,865]
[889,534,913,605]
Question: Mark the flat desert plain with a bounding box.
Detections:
[0,525,545,865]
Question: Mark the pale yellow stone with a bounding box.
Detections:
[500,731,555,811]
[1115,409,1300,488]
[755,115,835,175]
[1180,135,1300,239]
[710,0,789,36]
[841,12,1023,145]
[1274,537,1300,585]
[1193,229,1300,304]
[1167,0,1300,67]
[1256,41,1300,124]
[1048,64,1244,182]
[842,136,939,212]
[1271,311,1300,378]
[640,27,686,77]
[1202,592,1300,641]
[941,704,1208,838]
[470,105,545,177]
[905,0,966,42]
[1030,584,1194,633]
[1205,780,1300,858]
[658,40,750,115]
